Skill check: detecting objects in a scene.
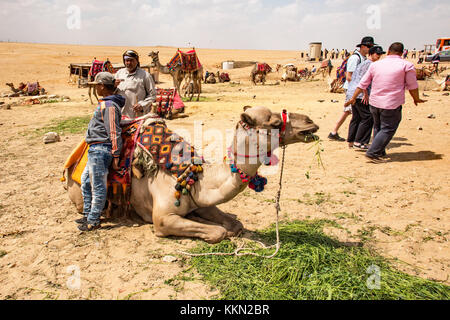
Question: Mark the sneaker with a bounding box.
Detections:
[78,222,101,232]
[365,154,387,163]
[75,217,87,224]
[328,132,346,141]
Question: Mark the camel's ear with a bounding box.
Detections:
[240,112,256,127]
[268,117,282,128]
[243,105,252,112]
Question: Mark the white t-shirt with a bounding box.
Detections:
[343,50,365,90]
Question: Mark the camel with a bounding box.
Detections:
[281,64,300,82]
[6,82,45,96]
[65,106,319,243]
[6,82,25,93]
[148,51,186,98]
[205,71,217,84]
[250,63,272,85]
[217,71,230,83]
[149,50,203,102]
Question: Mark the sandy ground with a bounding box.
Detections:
[0,43,448,300]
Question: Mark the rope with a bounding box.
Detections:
[178,145,287,259]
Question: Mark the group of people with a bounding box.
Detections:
[77,50,157,231]
[328,36,426,163]
[77,38,430,231]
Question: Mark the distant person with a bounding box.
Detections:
[115,50,157,119]
[418,50,424,64]
[344,42,426,162]
[328,36,375,141]
[411,48,417,59]
[78,72,124,231]
[402,49,408,59]
[345,46,385,150]
[431,52,441,75]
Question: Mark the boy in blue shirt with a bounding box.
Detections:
[77,72,125,231]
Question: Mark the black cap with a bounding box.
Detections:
[369,46,386,55]
[357,36,376,48]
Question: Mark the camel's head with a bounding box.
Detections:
[148,51,159,64]
[240,106,319,146]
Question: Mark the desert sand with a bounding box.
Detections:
[0,42,448,299]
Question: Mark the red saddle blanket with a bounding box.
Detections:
[257,63,272,73]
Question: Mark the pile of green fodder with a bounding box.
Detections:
[188,220,450,300]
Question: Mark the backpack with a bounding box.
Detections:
[336,51,362,82]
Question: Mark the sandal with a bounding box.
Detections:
[353,144,369,151]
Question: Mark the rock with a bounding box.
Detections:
[5,104,11,110]
[43,132,61,144]
[162,255,178,263]
[427,114,436,119]
[317,100,325,103]
[331,100,339,103]
[417,126,423,130]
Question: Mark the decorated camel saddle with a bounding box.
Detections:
[154,88,185,119]
[167,49,202,72]
[62,115,204,211]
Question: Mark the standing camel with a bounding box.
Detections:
[148,51,185,97]
[250,63,272,85]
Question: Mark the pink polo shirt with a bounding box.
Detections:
[358,55,418,109]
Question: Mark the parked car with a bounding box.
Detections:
[425,50,450,62]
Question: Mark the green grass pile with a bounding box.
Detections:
[188,220,450,300]
[34,116,91,136]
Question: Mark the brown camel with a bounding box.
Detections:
[148,51,186,98]
[65,106,319,243]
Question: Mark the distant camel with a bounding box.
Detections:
[148,51,185,97]
[250,63,272,85]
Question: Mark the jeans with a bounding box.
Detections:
[81,143,112,225]
[366,106,402,158]
[347,99,374,145]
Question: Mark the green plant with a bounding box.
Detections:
[188,220,450,300]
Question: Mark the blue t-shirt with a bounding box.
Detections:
[345,59,373,102]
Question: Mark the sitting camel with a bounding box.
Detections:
[6,82,45,96]
[281,64,300,82]
[204,71,217,84]
[65,106,319,243]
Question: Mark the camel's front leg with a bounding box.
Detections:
[153,211,227,244]
[194,206,243,238]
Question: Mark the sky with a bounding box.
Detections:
[0,0,448,51]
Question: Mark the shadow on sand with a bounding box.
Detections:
[387,150,443,162]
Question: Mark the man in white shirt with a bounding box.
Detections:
[328,36,375,141]
[115,50,157,119]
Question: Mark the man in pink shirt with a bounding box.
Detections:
[345,42,426,162]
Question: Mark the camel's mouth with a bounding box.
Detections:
[298,126,319,143]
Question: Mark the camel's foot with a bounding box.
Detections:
[154,212,228,243]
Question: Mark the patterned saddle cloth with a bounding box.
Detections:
[167,49,202,72]
[154,88,185,118]
[89,60,115,80]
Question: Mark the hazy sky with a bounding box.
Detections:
[0,0,448,51]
